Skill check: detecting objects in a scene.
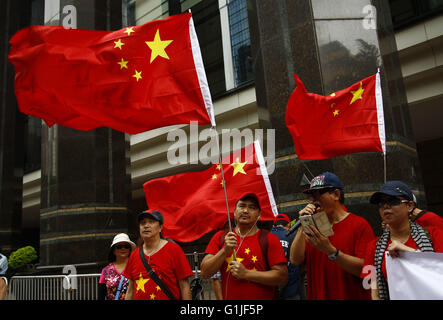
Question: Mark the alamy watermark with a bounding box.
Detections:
[62,264,77,290]
[362,265,377,290]
[166,122,276,174]
[362,5,377,30]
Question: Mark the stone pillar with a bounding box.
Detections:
[39,0,133,266]
[247,0,424,235]
[0,0,33,255]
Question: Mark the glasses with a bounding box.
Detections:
[114,244,131,250]
[377,198,409,208]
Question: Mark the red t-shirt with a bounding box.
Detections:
[205,229,287,300]
[361,226,443,281]
[414,211,443,231]
[123,241,193,300]
[304,213,374,300]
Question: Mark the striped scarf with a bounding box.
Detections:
[374,222,434,300]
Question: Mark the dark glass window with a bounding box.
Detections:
[389,0,443,29]
[228,0,253,87]
[123,0,136,27]
[23,116,42,174]
[22,0,44,174]
[184,0,226,98]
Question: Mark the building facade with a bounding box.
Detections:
[0,0,442,268]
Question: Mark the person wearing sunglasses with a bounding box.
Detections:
[98,233,136,300]
[382,192,443,231]
[289,172,374,300]
[361,181,443,300]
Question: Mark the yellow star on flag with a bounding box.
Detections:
[216,164,221,170]
[350,82,364,104]
[211,174,218,180]
[245,248,251,255]
[135,273,149,293]
[145,29,173,63]
[117,58,128,69]
[225,255,244,272]
[333,109,339,117]
[251,255,258,263]
[133,70,142,82]
[150,293,156,300]
[124,27,135,36]
[114,39,125,50]
[231,158,247,176]
[156,285,161,291]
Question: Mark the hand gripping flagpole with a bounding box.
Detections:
[211,126,237,261]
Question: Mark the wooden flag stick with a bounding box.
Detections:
[211,126,237,261]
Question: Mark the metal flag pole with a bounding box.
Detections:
[377,67,387,184]
[211,126,236,261]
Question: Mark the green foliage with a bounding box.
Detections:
[8,246,38,270]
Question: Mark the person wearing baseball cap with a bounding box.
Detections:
[98,233,136,300]
[201,192,288,300]
[123,209,193,300]
[290,172,374,300]
[362,180,443,300]
[271,214,302,299]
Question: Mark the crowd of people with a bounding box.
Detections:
[96,172,443,300]
[2,173,442,301]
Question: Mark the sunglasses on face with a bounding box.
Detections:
[114,244,131,250]
[377,197,409,208]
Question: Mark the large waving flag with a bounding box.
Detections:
[285,72,385,160]
[143,141,278,242]
[8,12,215,134]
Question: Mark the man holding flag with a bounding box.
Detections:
[201,193,288,300]
[143,141,279,243]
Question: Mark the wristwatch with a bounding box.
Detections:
[328,249,339,261]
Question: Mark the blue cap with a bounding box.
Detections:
[137,209,163,225]
[369,181,413,204]
[302,172,343,194]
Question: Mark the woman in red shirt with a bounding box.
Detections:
[362,181,443,300]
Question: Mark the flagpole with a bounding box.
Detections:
[377,67,387,184]
[211,126,237,261]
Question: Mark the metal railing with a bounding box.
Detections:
[6,274,100,300]
[3,252,219,300]
[6,273,217,300]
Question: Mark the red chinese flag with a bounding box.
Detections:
[285,72,386,160]
[8,12,215,134]
[143,141,278,242]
